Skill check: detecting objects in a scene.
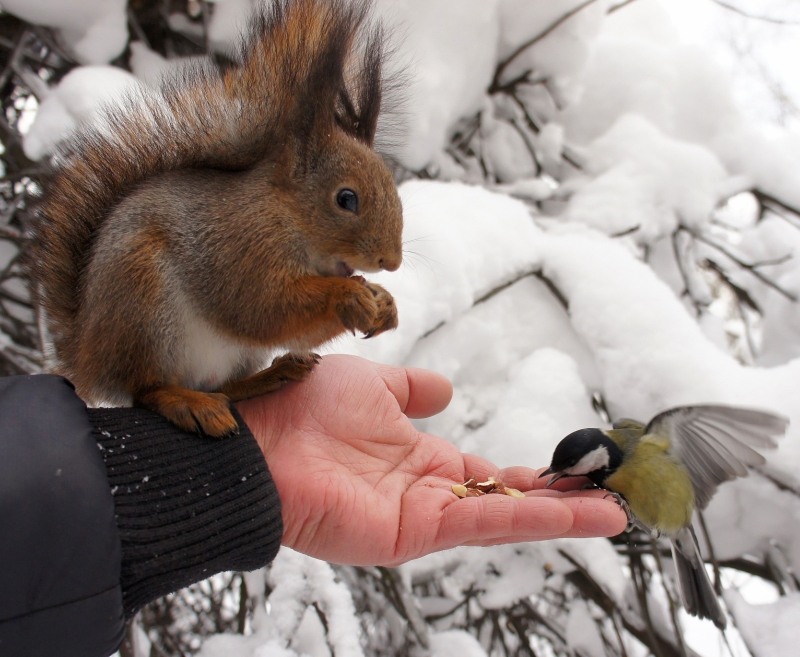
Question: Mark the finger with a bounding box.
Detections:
[437,494,626,551]
[436,494,574,549]
[378,364,453,419]
[500,494,626,538]
[461,453,502,481]
[568,495,628,536]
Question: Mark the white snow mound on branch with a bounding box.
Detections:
[567,113,731,240]
[2,0,127,64]
[22,66,138,161]
[726,590,800,657]
[199,549,364,657]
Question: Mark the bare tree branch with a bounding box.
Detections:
[710,0,800,26]
[693,231,798,302]
[492,0,602,91]
[609,0,642,13]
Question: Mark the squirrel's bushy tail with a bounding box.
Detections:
[30,0,385,360]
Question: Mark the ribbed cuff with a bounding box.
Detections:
[88,407,283,617]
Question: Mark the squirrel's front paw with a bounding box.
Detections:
[362,282,398,339]
[337,281,398,338]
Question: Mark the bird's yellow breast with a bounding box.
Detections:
[603,438,695,535]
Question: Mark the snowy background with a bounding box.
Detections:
[4,0,800,656]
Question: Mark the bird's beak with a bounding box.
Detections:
[538,467,567,488]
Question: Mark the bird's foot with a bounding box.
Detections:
[603,491,636,532]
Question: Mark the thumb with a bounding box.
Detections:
[377,363,453,419]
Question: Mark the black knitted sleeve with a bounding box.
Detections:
[87,407,283,618]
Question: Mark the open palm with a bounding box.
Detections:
[238,355,626,566]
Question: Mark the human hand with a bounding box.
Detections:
[237,355,627,566]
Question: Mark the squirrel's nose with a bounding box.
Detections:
[379,254,401,272]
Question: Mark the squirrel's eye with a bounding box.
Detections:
[336,188,359,214]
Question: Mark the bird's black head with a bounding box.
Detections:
[540,428,624,487]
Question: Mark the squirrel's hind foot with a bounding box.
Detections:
[136,386,237,438]
[217,352,320,402]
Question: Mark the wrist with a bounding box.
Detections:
[235,395,285,462]
[89,405,283,617]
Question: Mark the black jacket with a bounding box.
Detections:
[0,375,282,657]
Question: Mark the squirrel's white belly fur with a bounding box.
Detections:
[177,295,268,391]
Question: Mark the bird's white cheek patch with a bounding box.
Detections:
[566,445,610,475]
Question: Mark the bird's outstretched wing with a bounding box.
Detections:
[645,405,788,509]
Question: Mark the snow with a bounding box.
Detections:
[199,550,364,657]
[207,0,255,54]
[567,113,732,240]
[372,0,501,170]
[726,591,800,657]
[1,0,127,64]
[14,0,800,655]
[497,0,611,106]
[467,348,599,468]
[127,43,211,87]
[565,599,604,657]
[706,475,800,568]
[560,11,800,212]
[429,629,488,657]
[22,66,139,161]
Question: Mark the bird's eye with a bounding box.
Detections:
[336,188,359,214]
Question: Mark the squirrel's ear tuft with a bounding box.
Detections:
[334,25,383,146]
[221,0,390,168]
[293,0,384,147]
[232,0,386,151]
[289,0,384,148]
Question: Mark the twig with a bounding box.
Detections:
[701,258,760,312]
[628,544,670,657]
[474,267,540,305]
[505,91,585,169]
[671,229,705,317]
[0,224,22,241]
[560,547,703,657]
[609,0,642,13]
[611,224,640,238]
[236,574,248,635]
[649,540,689,657]
[535,270,570,310]
[693,232,798,302]
[0,27,30,92]
[507,117,543,176]
[520,597,568,645]
[29,25,73,64]
[377,567,430,649]
[765,541,799,594]
[492,0,602,90]
[505,610,538,657]
[127,6,151,48]
[710,0,800,25]
[754,189,800,227]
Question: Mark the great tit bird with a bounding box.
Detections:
[540,405,788,629]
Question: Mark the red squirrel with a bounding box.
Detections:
[30,0,402,437]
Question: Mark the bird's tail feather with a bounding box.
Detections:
[671,526,727,629]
